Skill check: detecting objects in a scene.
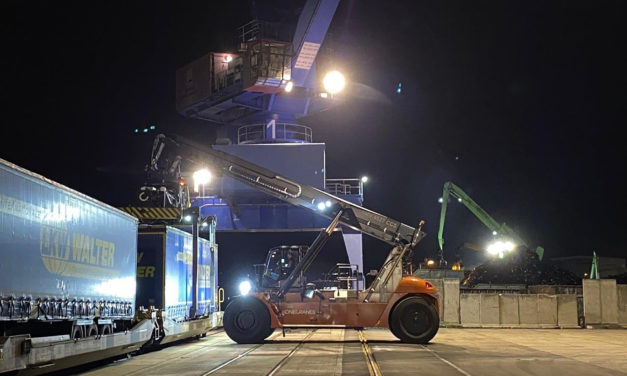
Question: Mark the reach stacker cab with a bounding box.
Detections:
[149,134,441,344]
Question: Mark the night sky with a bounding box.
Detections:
[2,1,626,291]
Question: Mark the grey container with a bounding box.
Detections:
[0,158,138,320]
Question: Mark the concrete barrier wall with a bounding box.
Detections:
[583,279,618,325]
[458,293,578,328]
[442,279,460,324]
[557,294,578,328]
[424,277,581,328]
[423,278,626,328]
[420,278,460,325]
[617,284,627,326]
[460,294,480,325]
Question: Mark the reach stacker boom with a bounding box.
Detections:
[152,134,440,344]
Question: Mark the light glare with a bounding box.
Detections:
[487,240,516,258]
[323,71,345,94]
[193,169,212,192]
[239,280,252,296]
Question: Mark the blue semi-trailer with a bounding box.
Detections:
[0,158,138,338]
[137,225,218,321]
[0,158,221,374]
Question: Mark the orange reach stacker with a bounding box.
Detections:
[157,134,440,344]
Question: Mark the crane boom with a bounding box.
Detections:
[291,0,340,88]
[162,134,421,247]
[438,181,543,260]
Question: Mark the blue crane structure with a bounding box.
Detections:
[165,0,367,273]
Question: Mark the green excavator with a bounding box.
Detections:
[437,181,544,263]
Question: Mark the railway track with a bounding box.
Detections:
[112,329,228,376]
[201,330,310,375]
[201,329,383,376]
[358,330,383,376]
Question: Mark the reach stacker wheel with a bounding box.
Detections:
[390,296,439,344]
[224,296,272,344]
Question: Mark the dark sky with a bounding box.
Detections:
[2,0,626,285]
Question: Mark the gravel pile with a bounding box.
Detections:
[463,247,581,287]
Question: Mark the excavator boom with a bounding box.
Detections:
[438,181,543,260]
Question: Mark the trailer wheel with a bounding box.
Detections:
[223,297,271,344]
[390,296,439,344]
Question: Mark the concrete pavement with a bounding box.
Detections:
[72,328,626,376]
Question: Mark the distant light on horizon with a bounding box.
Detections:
[361,176,369,183]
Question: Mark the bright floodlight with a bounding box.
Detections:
[193,169,212,192]
[238,280,252,296]
[487,240,516,258]
[492,231,498,236]
[325,200,332,208]
[224,55,233,63]
[438,197,443,203]
[285,81,294,92]
[317,202,326,211]
[458,197,462,203]
[361,176,369,183]
[184,215,192,222]
[323,71,345,94]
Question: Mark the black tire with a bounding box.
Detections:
[223,297,271,344]
[390,296,439,344]
[265,327,275,339]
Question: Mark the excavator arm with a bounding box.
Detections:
[438,181,543,260]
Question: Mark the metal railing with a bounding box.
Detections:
[325,178,363,196]
[237,123,313,144]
